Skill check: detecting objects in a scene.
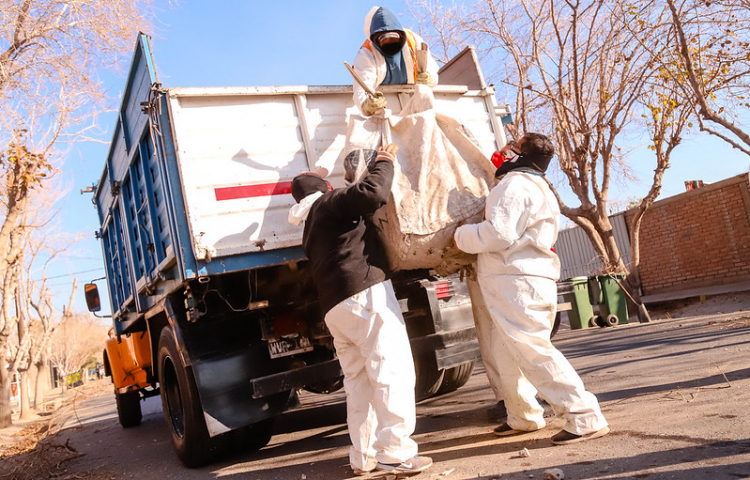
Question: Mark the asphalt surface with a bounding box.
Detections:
[8,309,750,480]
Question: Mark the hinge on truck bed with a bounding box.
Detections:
[194,233,216,261]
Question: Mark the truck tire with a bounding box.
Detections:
[229,417,275,453]
[115,390,142,428]
[436,361,474,395]
[157,328,228,468]
[413,353,444,402]
[303,376,345,395]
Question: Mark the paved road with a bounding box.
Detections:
[53,312,750,479]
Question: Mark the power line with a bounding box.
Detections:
[37,267,104,281]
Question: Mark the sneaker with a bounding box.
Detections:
[493,422,538,437]
[551,426,610,445]
[376,455,433,474]
[352,467,373,476]
[487,401,507,422]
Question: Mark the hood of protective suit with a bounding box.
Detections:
[288,174,331,226]
[364,6,408,84]
[291,174,330,202]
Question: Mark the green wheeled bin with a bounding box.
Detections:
[560,277,596,330]
[589,274,629,326]
[599,274,629,325]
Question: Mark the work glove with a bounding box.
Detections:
[362,92,387,116]
[416,72,436,87]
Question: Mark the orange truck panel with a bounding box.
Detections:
[106,332,152,391]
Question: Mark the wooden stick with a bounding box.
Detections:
[344,61,377,97]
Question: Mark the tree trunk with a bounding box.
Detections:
[28,364,39,410]
[34,359,50,408]
[0,360,13,428]
[19,370,32,420]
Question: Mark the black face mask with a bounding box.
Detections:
[495,152,553,178]
[379,40,404,56]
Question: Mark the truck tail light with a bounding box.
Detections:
[260,312,307,340]
[434,280,454,299]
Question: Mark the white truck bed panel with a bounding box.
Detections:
[168,85,504,260]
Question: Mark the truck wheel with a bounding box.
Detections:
[115,390,142,428]
[157,328,227,468]
[436,361,474,395]
[413,353,444,402]
[229,417,275,453]
[303,376,345,394]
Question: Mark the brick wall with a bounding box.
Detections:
[625,173,750,296]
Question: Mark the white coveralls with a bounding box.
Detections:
[324,280,418,471]
[350,8,440,117]
[454,171,608,435]
[466,277,505,402]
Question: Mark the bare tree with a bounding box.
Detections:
[49,311,106,392]
[0,0,166,149]
[0,132,52,427]
[408,0,704,313]
[0,0,166,428]
[664,0,750,154]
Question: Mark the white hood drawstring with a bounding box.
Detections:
[288,191,324,226]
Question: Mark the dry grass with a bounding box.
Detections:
[0,382,115,480]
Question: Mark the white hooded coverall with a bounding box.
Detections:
[351,6,440,116]
[324,280,418,471]
[454,171,608,435]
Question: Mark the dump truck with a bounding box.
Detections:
[86,34,511,467]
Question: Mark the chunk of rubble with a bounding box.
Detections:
[543,468,565,480]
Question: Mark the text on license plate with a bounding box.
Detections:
[267,335,314,359]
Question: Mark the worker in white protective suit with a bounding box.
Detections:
[288,144,432,476]
[454,133,610,445]
[308,6,440,178]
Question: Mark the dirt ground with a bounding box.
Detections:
[1,290,749,480]
[0,381,116,480]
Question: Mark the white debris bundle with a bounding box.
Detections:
[338,85,495,275]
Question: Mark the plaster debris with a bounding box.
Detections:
[440,468,457,476]
[517,447,531,458]
[543,468,565,480]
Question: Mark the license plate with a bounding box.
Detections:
[267,335,313,359]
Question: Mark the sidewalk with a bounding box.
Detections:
[641,280,750,305]
[0,383,105,455]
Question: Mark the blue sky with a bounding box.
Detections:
[54,0,750,314]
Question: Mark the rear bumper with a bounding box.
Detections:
[248,327,480,399]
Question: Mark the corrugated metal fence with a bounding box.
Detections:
[555,212,631,280]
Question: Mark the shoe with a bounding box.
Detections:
[376,455,433,474]
[551,426,610,445]
[487,401,507,422]
[352,467,372,476]
[493,422,537,437]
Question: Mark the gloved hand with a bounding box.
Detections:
[375,143,399,163]
[416,72,436,87]
[361,92,387,116]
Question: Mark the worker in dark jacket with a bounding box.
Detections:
[288,144,432,477]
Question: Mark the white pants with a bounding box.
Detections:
[467,276,505,402]
[478,274,608,435]
[324,280,419,471]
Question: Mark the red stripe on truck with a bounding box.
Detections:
[215,182,293,201]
